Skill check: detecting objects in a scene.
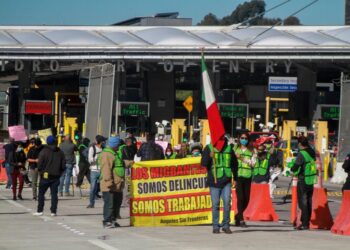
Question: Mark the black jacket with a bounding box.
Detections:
[342,154,350,191]
[291,147,316,181]
[201,142,238,188]
[122,145,136,161]
[8,150,26,174]
[38,145,66,178]
[27,145,44,169]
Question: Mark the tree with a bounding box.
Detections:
[197,13,220,26]
[257,18,282,26]
[220,0,266,25]
[283,16,301,25]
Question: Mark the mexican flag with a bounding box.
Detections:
[201,55,225,151]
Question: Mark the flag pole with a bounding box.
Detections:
[202,49,217,184]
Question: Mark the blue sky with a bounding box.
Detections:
[0,0,345,26]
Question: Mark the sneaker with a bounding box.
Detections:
[12,196,17,201]
[240,221,248,228]
[33,212,43,216]
[17,195,23,200]
[50,213,57,217]
[86,204,94,208]
[222,228,233,234]
[213,228,220,234]
[103,222,115,229]
[295,225,309,230]
[113,221,121,227]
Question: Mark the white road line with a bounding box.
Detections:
[88,240,119,250]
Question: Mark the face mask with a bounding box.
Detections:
[193,151,201,157]
[166,152,172,156]
[240,139,248,146]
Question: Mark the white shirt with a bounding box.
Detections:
[88,145,103,171]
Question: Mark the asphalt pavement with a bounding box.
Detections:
[0,177,349,250]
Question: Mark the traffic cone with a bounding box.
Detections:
[331,190,350,236]
[0,160,8,184]
[295,187,334,230]
[290,177,298,225]
[243,183,279,221]
[231,188,238,214]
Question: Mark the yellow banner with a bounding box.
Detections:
[131,157,235,226]
[38,128,52,144]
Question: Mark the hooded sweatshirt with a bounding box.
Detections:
[38,145,66,178]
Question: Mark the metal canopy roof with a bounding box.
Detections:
[0,25,350,60]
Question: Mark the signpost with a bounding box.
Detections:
[183,96,193,138]
[268,77,297,92]
[24,100,53,115]
[218,103,249,119]
[321,105,339,120]
[118,102,150,117]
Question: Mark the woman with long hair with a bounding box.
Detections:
[9,143,27,200]
[234,132,255,227]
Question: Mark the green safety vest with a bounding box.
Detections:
[235,146,253,178]
[78,144,87,150]
[294,150,317,185]
[165,153,177,160]
[208,144,232,179]
[98,147,125,178]
[253,154,270,176]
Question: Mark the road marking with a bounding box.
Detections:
[88,240,119,250]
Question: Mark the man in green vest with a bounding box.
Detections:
[291,136,317,230]
[100,136,125,228]
[201,138,238,234]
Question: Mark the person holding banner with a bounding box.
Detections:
[100,136,125,228]
[201,138,238,234]
[234,132,256,227]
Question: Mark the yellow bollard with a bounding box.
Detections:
[82,123,86,138]
[323,152,330,182]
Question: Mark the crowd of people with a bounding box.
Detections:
[1,130,349,231]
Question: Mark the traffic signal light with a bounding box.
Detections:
[74,130,82,142]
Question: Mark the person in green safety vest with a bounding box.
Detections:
[99,136,125,229]
[201,138,238,234]
[234,132,256,228]
[252,144,272,184]
[76,137,91,188]
[291,136,317,230]
[165,144,177,159]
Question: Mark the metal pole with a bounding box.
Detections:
[265,96,270,127]
[54,92,59,127]
[187,111,191,140]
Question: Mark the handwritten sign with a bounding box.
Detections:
[38,128,53,144]
[8,125,28,141]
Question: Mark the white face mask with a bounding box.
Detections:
[166,152,172,156]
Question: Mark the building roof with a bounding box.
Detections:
[1,25,350,60]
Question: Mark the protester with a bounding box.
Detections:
[34,135,66,216]
[3,138,15,189]
[76,137,91,188]
[27,138,44,200]
[165,144,177,159]
[342,153,350,191]
[59,135,77,196]
[100,136,125,228]
[291,136,317,230]
[87,135,105,208]
[8,143,27,200]
[234,132,255,227]
[201,137,238,234]
[122,138,136,168]
[252,145,271,184]
[137,133,164,161]
[176,142,189,159]
[190,145,202,157]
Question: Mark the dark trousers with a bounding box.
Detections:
[235,177,252,222]
[297,180,314,227]
[76,163,90,187]
[37,178,60,213]
[102,191,123,223]
[11,170,24,197]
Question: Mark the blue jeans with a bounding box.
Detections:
[89,171,100,206]
[4,162,12,188]
[209,182,232,230]
[59,164,73,193]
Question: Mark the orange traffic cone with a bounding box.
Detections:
[331,190,350,235]
[0,160,8,184]
[309,187,333,229]
[244,183,279,221]
[290,177,298,225]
